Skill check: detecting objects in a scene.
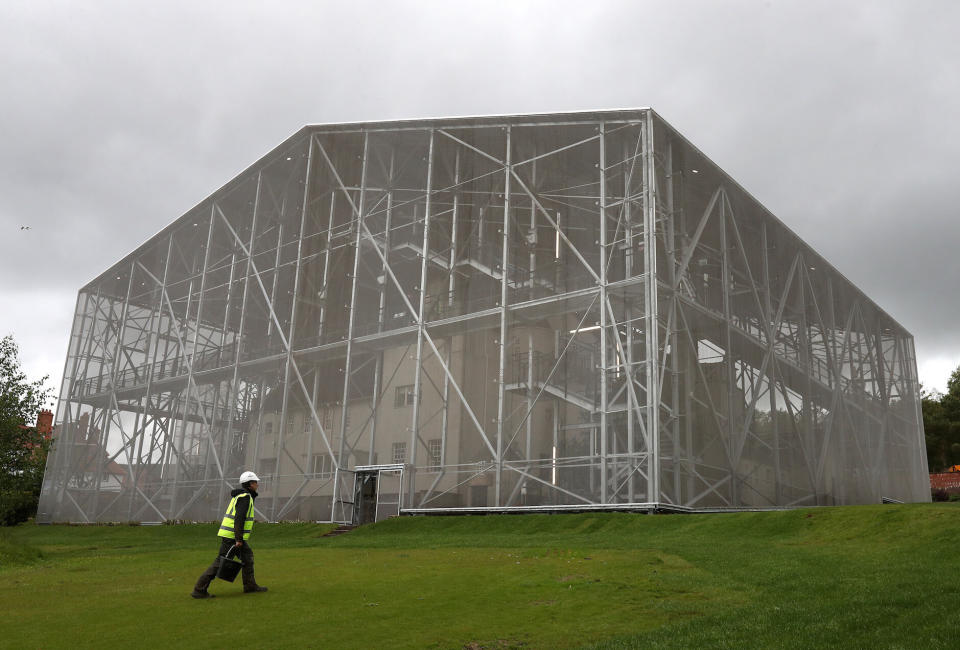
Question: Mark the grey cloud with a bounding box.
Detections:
[1,0,958,389]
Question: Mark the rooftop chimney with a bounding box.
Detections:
[37,409,54,436]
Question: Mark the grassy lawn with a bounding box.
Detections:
[1,504,958,648]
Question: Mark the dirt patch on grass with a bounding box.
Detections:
[557,574,586,582]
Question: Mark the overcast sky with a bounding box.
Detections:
[1,0,958,401]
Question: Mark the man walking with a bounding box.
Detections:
[191,471,269,598]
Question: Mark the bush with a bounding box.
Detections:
[0,489,37,526]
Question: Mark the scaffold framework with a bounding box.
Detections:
[38,109,930,524]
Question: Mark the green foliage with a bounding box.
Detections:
[0,335,53,526]
[922,364,960,472]
[2,506,960,648]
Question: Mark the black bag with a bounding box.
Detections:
[216,545,244,582]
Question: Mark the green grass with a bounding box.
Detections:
[1,505,958,648]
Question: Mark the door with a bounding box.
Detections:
[332,468,356,524]
[349,465,405,524]
[374,468,402,521]
[354,471,378,525]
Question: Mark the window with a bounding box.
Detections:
[427,438,442,469]
[392,441,407,465]
[311,454,332,476]
[264,421,273,435]
[321,407,334,430]
[306,408,333,432]
[259,458,277,478]
[394,384,417,407]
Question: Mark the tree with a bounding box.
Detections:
[923,365,960,473]
[0,335,53,525]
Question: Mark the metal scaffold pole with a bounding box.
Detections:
[643,113,660,506]
[495,126,512,506]
[598,122,608,504]
[337,131,370,510]
[410,129,436,506]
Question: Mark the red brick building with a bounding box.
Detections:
[36,409,53,437]
[20,409,54,452]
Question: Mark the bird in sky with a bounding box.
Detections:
[20,225,31,230]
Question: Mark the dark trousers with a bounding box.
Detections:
[194,537,257,592]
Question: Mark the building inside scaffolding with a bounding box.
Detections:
[37,109,931,524]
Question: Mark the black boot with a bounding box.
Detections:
[191,590,216,599]
[244,586,268,593]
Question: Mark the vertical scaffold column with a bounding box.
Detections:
[169,212,216,518]
[338,131,370,504]
[410,129,436,506]
[249,172,267,488]
[369,150,395,467]
[221,183,259,511]
[761,220,782,504]
[47,291,88,521]
[719,191,737,505]
[643,111,660,506]
[624,137,637,504]
[663,139,682,504]
[271,136,314,520]
[92,262,136,519]
[495,126,512,506]
[598,122,608,504]
[131,234,173,519]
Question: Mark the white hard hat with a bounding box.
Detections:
[239,471,261,483]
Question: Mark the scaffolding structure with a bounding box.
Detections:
[37,109,930,524]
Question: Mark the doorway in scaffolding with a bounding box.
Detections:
[333,464,404,525]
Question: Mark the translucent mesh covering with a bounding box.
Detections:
[37,110,930,524]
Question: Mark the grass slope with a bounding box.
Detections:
[1,504,957,649]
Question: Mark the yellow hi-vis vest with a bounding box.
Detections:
[218,493,255,540]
